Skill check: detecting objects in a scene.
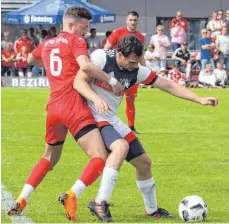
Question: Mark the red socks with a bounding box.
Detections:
[126,97,136,127]
[79,157,105,186]
[26,158,53,188]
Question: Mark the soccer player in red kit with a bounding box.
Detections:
[104,11,144,134]
[8,6,123,221]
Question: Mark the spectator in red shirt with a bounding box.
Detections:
[102,31,112,48]
[168,65,186,86]
[170,11,188,32]
[14,29,33,54]
[16,45,32,77]
[1,42,15,76]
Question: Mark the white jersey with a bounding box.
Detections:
[88,49,158,123]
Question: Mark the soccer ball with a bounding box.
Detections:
[179,195,208,222]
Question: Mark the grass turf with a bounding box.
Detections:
[1,88,229,223]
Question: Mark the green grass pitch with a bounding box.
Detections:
[1,88,229,223]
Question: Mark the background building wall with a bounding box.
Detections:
[2,0,229,44]
[91,0,229,43]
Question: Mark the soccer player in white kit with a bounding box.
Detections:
[73,36,218,222]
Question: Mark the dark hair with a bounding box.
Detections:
[29,27,34,33]
[41,29,48,39]
[90,28,96,33]
[64,6,92,20]
[105,31,112,37]
[127,11,139,18]
[21,28,28,34]
[50,26,56,33]
[117,35,143,57]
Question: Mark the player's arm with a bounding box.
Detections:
[27,53,44,67]
[103,40,114,49]
[73,71,109,115]
[138,66,218,107]
[153,76,218,106]
[27,43,44,67]
[76,55,122,94]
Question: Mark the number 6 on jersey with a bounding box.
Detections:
[50,48,62,76]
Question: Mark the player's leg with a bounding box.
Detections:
[59,126,108,221]
[88,124,129,222]
[125,85,139,134]
[127,142,173,218]
[8,104,67,216]
[58,98,108,221]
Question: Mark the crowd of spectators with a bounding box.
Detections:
[1,8,229,88]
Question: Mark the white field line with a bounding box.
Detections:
[1,183,34,224]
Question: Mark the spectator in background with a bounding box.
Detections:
[168,65,186,86]
[34,25,43,40]
[207,29,218,61]
[86,28,101,51]
[213,61,227,87]
[144,44,159,71]
[14,29,33,54]
[216,27,229,78]
[224,9,229,31]
[28,27,39,48]
[48,26,57,38]
[217,9,226,25]
[39,29,49,43]
[1,42,15,76]
[170,11,188,32]
[200,28,215,69]
[198,64,216,87]
[172,42,191,82]
[150,25,170,68]
[32,29,49,76]
[207,11,223,37]
[16,45,32,77]
[170,20,186,52]
[102,31,112,48]
[1,31,13,49]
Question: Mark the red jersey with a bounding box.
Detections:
[1,49,15,67]
[170,18,188,32]
[16,52,29,68]
[32,32,89,104]
[108,27,145,49]
[15,37,33,53]
[168,70,185,83]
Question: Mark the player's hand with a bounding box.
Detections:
[199,97,218,107]
[111,81,124,95]
[93,97,109,115]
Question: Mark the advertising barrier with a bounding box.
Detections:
[1,77,49,88]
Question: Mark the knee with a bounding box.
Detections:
[43,144,62,167]
[138,156,152,172]
[111,139,129,158]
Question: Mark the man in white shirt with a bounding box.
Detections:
[216,27,229,78]
[86,28,102,51]
[213,61,227,86]
[73,35,218,222]
[150,25,170,68]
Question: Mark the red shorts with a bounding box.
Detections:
[45,91,96,145]
[125,84,138,98]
